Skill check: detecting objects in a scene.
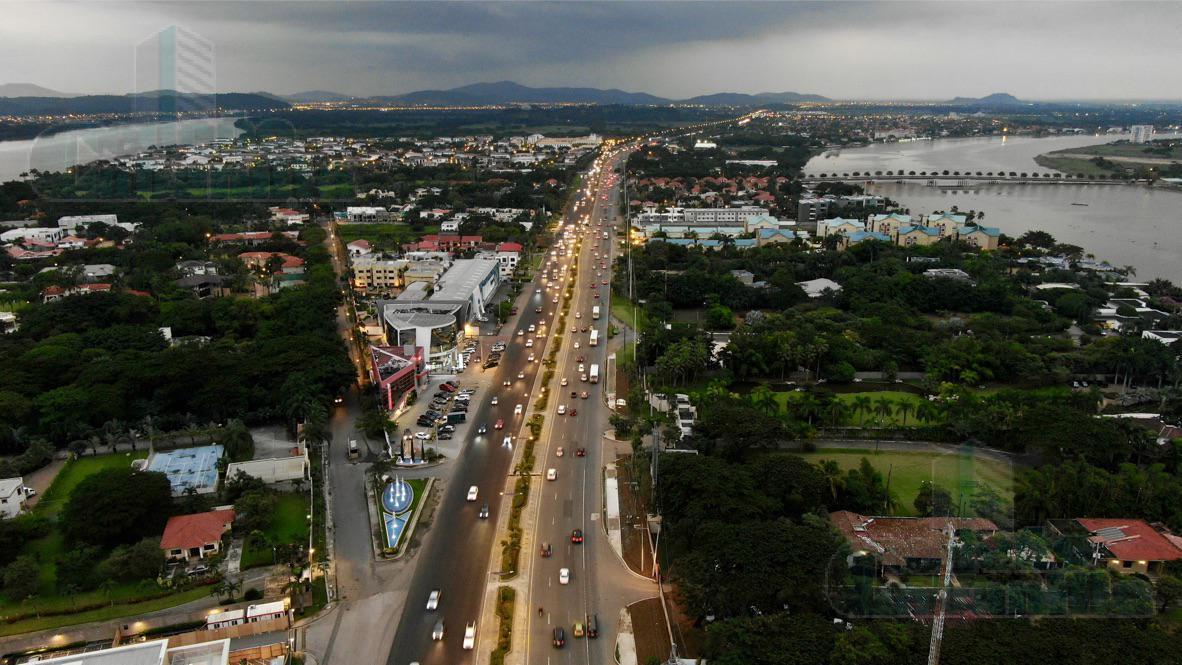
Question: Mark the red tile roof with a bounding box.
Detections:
[160,508,235,551]
[1077,518,1182,562]
[496,242,523,253]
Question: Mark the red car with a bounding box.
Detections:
[571,529,584,544]
[576,448,586,457]
[593,293,600,299]
[569,408,578,417]
[494,419,504,430]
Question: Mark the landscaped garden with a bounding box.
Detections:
[240,493,311,570]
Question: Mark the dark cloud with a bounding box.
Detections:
[1,2,1180,100]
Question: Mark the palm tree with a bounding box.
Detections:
[99,579,117,606]
[67,438,88,458]
[852,395,873,426]
[895,402,915,427]
[224,576,242,601]
[818,459,842,501]
[872,397,893,426]
[826,400,848,427]
[749,384,778,416]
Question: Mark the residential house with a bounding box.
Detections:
[1075,518,1182,576]
[352,258,407,292]
[958,225,1002,250]
[796,278,843,298]
[1143,330,1182,345]
[867,212,913,236]
[239,252,305,273]
[896,225,943,247]
[346,206,391,223]
[347,239,373,257]
[817,217,864,238]
[0,477,28,519]
[842,230,892,248]
[160,508,235,561]
[269,207,309,225]
[926,212,968,237]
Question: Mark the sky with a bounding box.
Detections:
[2,1,1181,100]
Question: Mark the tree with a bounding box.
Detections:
[704,303,736,330]
[61,468,173,548]
[914,480,953,517]
[1156,576,1182,612]
[830,626,890,665]
[219,419,254,462]
[100,538,166,582]
[234,489,278,534]
[2,555,40,602]
[57,545,103,591]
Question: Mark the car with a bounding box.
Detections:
[552,296,559,303]
[573,622,585,638]
[426,590,440,611]
[414,431,430,440]
[491,396,499,405]
[547,468,558,481]
[574,341,580,349]
[503,436,512,447]
[553,626,565,648]
[571,529,584,544]
[570,391,577,399]
[517,330,524,337]
[602,280,609,285]
[576,448,586,457]
[525,338,534,348]
[578,363,585,373]
[580,374,587,382]
[477,424,487,434]
[561,377,569,386]
[334,395,344,404]
[432,620,445,641]
[588,614,599,638]
[540,542,552,557]
[571,326,578,333]
[575,311,582,319]
[535,306,543,313]
[517,371,525,380]
[594,293,600,299]
[577,355,585,363]
[515,404,523,415]
[570,408,577,417]
[556,446,564,457]
[503,380,512,387]
[494,419,504,430]
[188,564,210,576]
[463,622,476,650]
[559,568,570,584]
[557,405,566,415]
[529,324,536,333]
[479,502,489,519]
[440,424,455,433]
[437,432,453,441]
[581,391,589,399]
[528,353,536,362]
[467,486,479,501]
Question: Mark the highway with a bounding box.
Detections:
[520,149,655,664]
[386,151,625,665]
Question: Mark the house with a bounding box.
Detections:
[1075,518,1182,576]
[896,225,942,247]
[238,252,305,273]
[346,206,391,223]
[1143,330,1182,345]
[176,273,229,299]
[817,217,864,238]
[957,225,1002,250]
[347,239,373,257]
[923,268,972,281]
[0,477,28,519]
[830,511,999,574]
[868,212,912,236]
[842,230,892,248]
[160,508,235,561]
[796,277,843,298]
[269,207,309,225]
[494,242,523,278]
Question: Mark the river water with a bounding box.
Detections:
[804,135,1182,283]
[0,117,243,183]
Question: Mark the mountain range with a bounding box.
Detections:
[0,83,76,98]
[945,92,1026,107]
[0,90,289,116]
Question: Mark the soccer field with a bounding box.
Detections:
[798,447,1014,517]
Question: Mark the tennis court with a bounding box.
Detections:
[147,445,224,495]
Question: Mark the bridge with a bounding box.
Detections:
[802,172,1131,186]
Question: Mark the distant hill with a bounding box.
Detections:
[947,92,1026,107]
[0,91,290,116]
[282,90,355,103]
[0,83,75,98]
[378,81,668,106]
[684,91,831,105]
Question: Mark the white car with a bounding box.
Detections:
[426,590,440,611]
[561,377,569,386]
[547,468,558,481]
[557,405,567,415]
[491,396,499,405]
[517,371,525,379]
[575,312,582,319]
[463,622,476,650]
[514,404,523,415]
[526,339,534,348]
[517,330,524,337]
[556,447,564,457]
[415,431,430,440]
[467,486,479,501]
[559,568,570,584]
[528,324,536,333]
[574,342,581,349]
[528,353,536,362]
[503,436,513,447]
[432,620,445,640]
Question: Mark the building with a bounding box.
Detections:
[28,637,232,665]
[346,206,391,223]
[238,252,305,273]
[867,212,912,236]
[380,258,501,371]
[830,511,999,574]
[494,241,523,278]
[1076,518,1182,576]
[896,225,942,247]
[1130,125,1155,144]
[225,450,308,486]
[924,268,972,281]
[160,508,235,561]
[57,214,118,231]
[370,345,426,412]
[1143,330,1182,345]
[206,600,289,630]
[269,207,309,225]
[176,273,228,299]
[957,224,1002,250]
[0,477,27,519]
[352,258,407,292]
[347,239,372,257]
[681,206,767,225]
[816,217,864,238]
[208,231,299,246]
[1,226,66,244]
[796,278,843,298]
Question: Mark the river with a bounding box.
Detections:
[804,135,1182,283]
[0,117,243,183]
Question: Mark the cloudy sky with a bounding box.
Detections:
[2,1,1180,100]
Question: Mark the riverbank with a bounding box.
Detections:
[1035,140,1182,178]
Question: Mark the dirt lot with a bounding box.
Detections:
[629,597,672,664]
[615,455,655,576]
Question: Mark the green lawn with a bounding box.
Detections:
[373,478,428,555]
[34,452,147,518]
[797,447,1014,517]
[610,293,649,331]
[775,390,933,427]
[0,586,210,638]
[240,493,311,570]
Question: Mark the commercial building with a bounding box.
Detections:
[352,258,407,292]
[370,345,426,412]
[28,638,232,665]
[380,258,501,371]
[494,242,523,278]
[346,206,392,222]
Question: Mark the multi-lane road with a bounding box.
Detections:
[386,147,643,665]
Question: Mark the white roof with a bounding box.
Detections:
[796,278,843,297]
[206,608,245,623]
[247,600,288,617]
[31,639,169,665]
[0,477,22,497]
